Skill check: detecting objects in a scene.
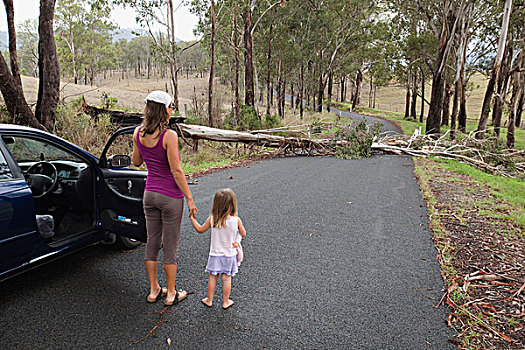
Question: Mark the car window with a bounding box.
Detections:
[4,136,82,163]
[105,132,135,168]
[0,150,14,180]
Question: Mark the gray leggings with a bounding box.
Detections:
[143,190,184,264]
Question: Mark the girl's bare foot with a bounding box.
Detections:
[201,297,213,307]
[222,299,234,309]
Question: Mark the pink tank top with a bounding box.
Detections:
[136,127,184,198]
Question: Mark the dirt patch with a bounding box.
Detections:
[21,74,228,115]
[414,158,524,349]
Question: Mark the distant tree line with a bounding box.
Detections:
[1,0,524,147]
[186,0,524,146]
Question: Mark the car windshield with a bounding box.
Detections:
[3,136,81,162]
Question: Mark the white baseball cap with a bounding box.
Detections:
[144,90,172,108]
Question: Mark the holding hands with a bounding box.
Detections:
[187,197,198,219]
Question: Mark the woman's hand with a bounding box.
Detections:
[187,198,197,218]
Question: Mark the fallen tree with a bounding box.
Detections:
[81,96,185,126]
[82,100,524,178]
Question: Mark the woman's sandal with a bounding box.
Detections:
[164,289,190,306]
[146,287,167,303]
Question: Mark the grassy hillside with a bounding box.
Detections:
[360,73,489,121]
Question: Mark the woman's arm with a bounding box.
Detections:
[237,217,246,237]
[165,129,197,218]
[190,216,211,233]
[131,127,143,167]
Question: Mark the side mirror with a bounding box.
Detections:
[107,155,131,168]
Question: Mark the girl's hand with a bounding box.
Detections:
[191,216,211,233]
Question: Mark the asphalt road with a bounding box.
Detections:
[0,115,454,349]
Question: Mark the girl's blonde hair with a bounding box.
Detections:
[141,101,169,137]
[211,188,238,228]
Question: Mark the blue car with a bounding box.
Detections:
[0,124,147,282]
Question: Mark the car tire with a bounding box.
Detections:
[116,235,142,250]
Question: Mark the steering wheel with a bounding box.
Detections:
[25,161,58,198]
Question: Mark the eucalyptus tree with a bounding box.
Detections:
[55,0,84,84]
[113,38,130,81]
[473,0,525,146]
[240,0,286,108]
[179,41,208,78]
[55,0,116,86]
[449,1,476,137]
[251,1,298,117]
[508,3,525,147]
[388,0,434,121]
[494,1,524,147]
[190,0,235,126]
[3,0,22,91]
[201,0,286,108]
[339,1,379,113]
[0,0,36,128]
[17,19,39,77]
[36,0,60,130]
[424,1,470,135]
[0,0,59,130]
[126,35,153,78]
[85,4,117,85]
[476,0,513,138]
[115,0,188,112]
[363,16,396,110]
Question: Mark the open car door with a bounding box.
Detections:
[97,126,147,242]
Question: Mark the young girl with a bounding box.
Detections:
[190,188,246,309]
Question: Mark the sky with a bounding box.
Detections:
[0,0,199,42]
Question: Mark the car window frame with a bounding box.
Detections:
[0,132,95,170]
[0,136,23,181]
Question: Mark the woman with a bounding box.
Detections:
[132,90,197,306]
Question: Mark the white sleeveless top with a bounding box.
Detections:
[209,216,238,257]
